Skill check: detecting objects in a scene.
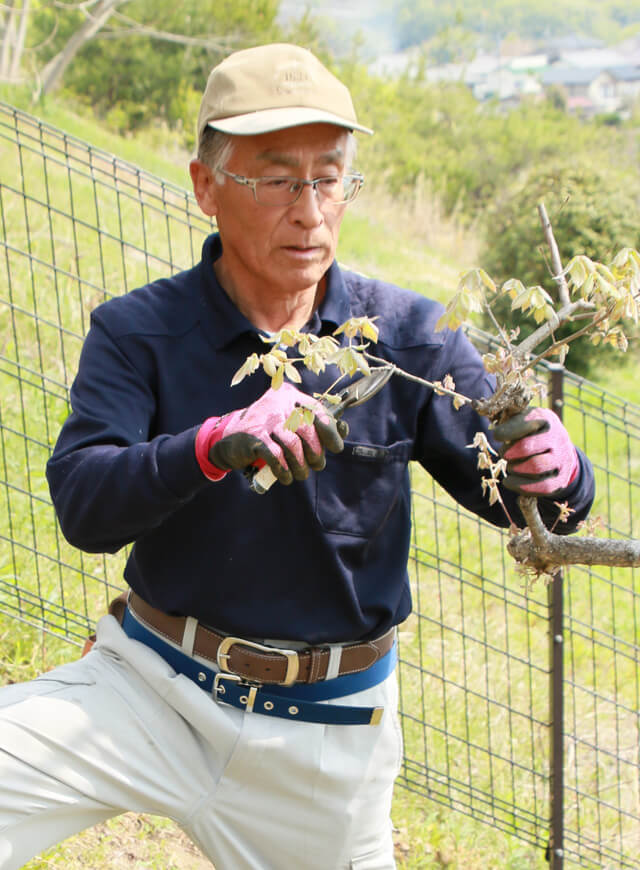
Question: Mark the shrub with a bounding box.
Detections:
[480,159,640,374]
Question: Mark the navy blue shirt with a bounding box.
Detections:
[46,234,595,643]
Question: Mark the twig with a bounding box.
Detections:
[522,304,612,370]
[363,352,471,406]
[484,299,515,351]
[537,202,571,307]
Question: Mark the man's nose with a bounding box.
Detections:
[289,182,324,226]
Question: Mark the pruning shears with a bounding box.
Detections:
[247,366,394,494]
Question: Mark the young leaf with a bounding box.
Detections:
[303,350,327,375]
[336,347,370,377]
[334,316,379,342]
[435,298,465,332]
[271,367,284,390]
[298,335,312,355]
[284,362,302,383]
[262,353,280,377]
[566,255,595,292]
[553,501,575,524]
[481,477,501,506]
[285,407,305,431]
[272,328,300,347]
[502,278,526,300]
[442,374,456,393]
[467,431,497,454]
[453,394,469,410]
[231,353,260,386]
[361,319,380,342]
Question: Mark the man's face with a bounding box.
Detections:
[193,123,351,299]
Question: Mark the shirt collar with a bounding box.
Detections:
[312,259,352,334]
[198,233,352,349]
[197,234,260,351]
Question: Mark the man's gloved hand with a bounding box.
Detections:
[492,407,579,496]
[195,383,346,485]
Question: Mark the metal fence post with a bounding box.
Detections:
[548,364,565,868]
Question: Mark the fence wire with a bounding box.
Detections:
[1,102,638,869]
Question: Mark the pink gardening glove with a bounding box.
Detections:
[195,383,345,484]
[492,407,579,495]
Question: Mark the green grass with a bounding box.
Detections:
[0,86,191,189]
[1,95,639,869]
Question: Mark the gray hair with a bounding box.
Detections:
[198,127,235,182]
[198,126,358,183]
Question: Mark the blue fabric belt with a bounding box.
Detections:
[121,606,396,726]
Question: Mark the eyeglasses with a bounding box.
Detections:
[216,167,364,207]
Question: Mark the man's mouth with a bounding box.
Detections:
[283,244,322,257]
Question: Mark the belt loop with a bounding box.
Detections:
[181,616,198,657]
[308,648,324,683]
[325,645,342,681]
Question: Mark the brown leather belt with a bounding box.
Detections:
[128,592,395,687]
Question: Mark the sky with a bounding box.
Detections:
[277,0,397,57]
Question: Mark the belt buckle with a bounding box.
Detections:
[216,636,300,687]
[213,672,260,713]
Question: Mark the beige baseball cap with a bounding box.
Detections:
[197,43,373,143]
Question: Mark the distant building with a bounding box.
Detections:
[555,48,631,69]
[540,65,640,116]
[472,69,543,105]
[545,35,604,53]
[366,35,640,118]
[606,66,640,106]
[508,54,548,73]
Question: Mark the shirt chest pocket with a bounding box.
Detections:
[315,440,412,538]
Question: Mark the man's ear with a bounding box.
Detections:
[190,159,218,216]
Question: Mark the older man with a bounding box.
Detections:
[0,44,594,869]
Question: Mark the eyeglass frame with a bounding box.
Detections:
[214,166,365,207]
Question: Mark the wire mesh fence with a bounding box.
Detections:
[397,365,640,868]
[0,101,215,641]
[1,102,638,868]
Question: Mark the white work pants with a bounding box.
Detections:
[0,615,402,869]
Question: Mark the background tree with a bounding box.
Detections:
[0,0,30,83]
[481,160,640,373]
[38,0,127,95]
[392,0,640,50]
[31,0,291,132]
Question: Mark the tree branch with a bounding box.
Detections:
[52,1,99,9]
[537,202,571,307]
[95,26,236,49]
[40,0,131,94]
[513,298,596,359]
[498,208,640,576]
[99,9,237,49]
[508,497,640,569]
[521,304,612,370]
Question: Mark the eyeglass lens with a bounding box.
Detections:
[254,175,361,205]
